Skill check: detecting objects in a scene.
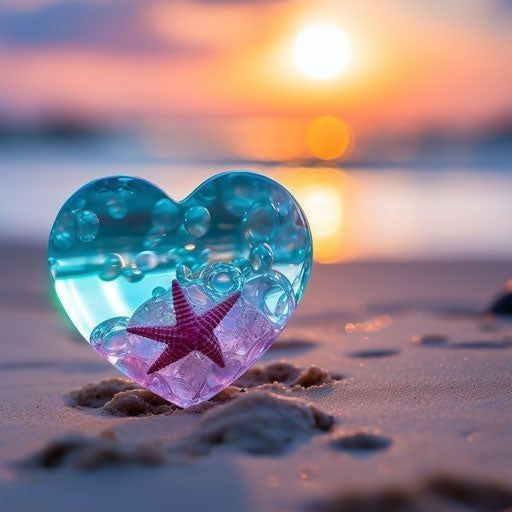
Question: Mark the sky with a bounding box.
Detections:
[0,0,511,138]
[0,1,511,259]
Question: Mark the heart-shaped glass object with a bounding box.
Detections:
[49,172,312,407]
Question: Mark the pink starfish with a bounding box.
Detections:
[127,280,241,374]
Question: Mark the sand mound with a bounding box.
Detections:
[64,360,342,420]
[182,391,335,455]
[234,361,343,389]
[23,434,163,470]
[330,429,391,453]
[103,389,178,417]
[66,362,342,417]
[65,378,141,408]
[65,379,243,417]
[317,474,512,512]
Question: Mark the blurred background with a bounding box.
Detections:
[0,0,511,264]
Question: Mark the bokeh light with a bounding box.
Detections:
[306,116,353,160]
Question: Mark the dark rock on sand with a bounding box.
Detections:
[488,290,512,316]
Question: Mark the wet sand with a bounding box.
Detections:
[1,244,511,511]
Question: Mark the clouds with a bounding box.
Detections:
[0,0,206,54]
[0,0,289,55]
[0,0,510,131]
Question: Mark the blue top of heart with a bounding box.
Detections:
[49,171,312,341]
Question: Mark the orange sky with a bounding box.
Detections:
[0,0,511,134]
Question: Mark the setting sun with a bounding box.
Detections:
[293,23,351,80]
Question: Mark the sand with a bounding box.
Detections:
[1,244,512,511]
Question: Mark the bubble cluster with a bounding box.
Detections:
[176,263,193,285]
[99,253,123,281]
[243,271,296,326]
[152,198,181,231]
[273,222,309,263]
[106,195,128,219]
[122,265,144,283]
[201,262,243,300]
[152,286,167,298]
[51,211,76,249]
[243,201,279,243]
[269,185,294,218]
[184,206,211,238]
[75,210,99,242]
[90,316,130,362]
[233,256,252,277]
[135,251,158,271]
[250,242,273,272]
[184,283,209,307]
[221,174,260,217]
[143,225,166,250]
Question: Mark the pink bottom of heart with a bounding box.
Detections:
[90,295,282,408]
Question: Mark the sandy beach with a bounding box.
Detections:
[1,244,511,511]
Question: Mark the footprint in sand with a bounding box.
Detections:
[23,391,335,469]
[329,429,392,455]
[0,360,107,373]
[412,334,512,350]
[21,434,164,470]
[347,349,401,359]
[268,338,318,355]
[315,473,512,512]
[411,333,449,346]
[448,340,512,350]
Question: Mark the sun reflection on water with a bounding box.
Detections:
[272,168,349,264]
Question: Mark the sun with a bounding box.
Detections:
[293,23,351,80]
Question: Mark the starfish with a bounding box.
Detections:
[127,280,241,374]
